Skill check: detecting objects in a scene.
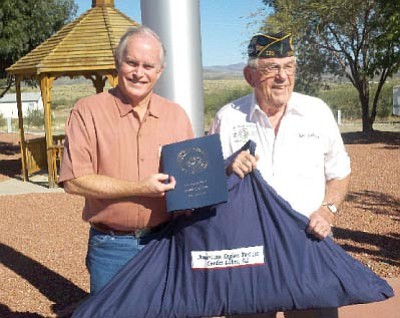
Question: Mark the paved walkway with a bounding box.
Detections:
[0,176,63,195]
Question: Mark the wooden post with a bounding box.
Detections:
[15,77,29,181]
[106,74,118,87]
[92,0,114,7]
[87,74,107,93]
[40,75,56,188]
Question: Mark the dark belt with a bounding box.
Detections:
[91,222,167,238]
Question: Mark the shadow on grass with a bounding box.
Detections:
[0,158,21,179]
[0,140,22,179]
[0,303,45,318]
[335,188,400,270]
[346,190,400,218]
[0,243,88,318]
[0,141,20,156]
[334,228,400,269]
[342,131,400,146]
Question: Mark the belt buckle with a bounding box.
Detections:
[134,228,151,239]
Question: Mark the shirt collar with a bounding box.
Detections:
[249,92,304,120]
[249,94,263,120]
[286,92,305,116]
[111,87,161,118]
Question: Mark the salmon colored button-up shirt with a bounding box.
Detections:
[59,88,194,230]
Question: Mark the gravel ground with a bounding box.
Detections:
[0,131,399,317]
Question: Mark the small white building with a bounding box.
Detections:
[394,85,400,116]
[0,92,43,119]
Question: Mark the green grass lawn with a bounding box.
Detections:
[1,78,399,135]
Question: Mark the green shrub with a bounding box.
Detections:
[204,85,252,129]
[0,113,6,127]
[376,84,395,118]
[25,108,44,127]
[316,80,400,121]
[51,98,70,109]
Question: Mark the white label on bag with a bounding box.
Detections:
[191,246,265,269]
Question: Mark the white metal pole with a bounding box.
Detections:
[337,110,342,126]
[7,117,12,133]
[140,0,205,136]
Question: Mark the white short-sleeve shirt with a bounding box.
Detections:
[209,92,351,217]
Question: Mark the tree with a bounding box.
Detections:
[0,0,77,97]
[261,0,400,133]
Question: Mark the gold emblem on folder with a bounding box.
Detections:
[177,147,208,175]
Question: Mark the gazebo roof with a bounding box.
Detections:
[5,0,139,188]
[6,0,138,77]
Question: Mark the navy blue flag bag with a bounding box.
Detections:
[73,141,393,318]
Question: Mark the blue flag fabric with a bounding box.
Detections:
[73,141,394,318]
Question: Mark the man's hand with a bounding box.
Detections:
[226,150,258,178]
[139,173,176,197]
[63,173,176,199]
[307,175,349,240]
[307,207,335,240]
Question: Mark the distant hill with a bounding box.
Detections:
[52,63,247,84]
[204,63,245,73]
[40,62,400,85]
[203,63,245,80]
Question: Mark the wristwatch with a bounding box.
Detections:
[322,202,338,214]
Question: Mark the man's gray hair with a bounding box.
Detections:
[247,57,259,68]
[247,56,297,68]
[114,26,166,69]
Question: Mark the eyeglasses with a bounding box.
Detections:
[255,63,296,76]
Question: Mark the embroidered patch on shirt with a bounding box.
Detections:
[232,124,257,144]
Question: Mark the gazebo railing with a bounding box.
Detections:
[23,134,65,182]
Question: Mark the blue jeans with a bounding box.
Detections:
[86,227,155,295]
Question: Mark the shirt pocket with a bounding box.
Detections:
[284,132,325,179]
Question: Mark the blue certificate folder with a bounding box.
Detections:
[161,134,228,212]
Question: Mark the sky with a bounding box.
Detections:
[74,0,270,66]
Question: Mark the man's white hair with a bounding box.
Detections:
[114,25,166,70]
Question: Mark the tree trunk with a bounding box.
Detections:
[0,75,13,98]
[361,98,374,133]
[362,115,373,133]
[357,79,373,133]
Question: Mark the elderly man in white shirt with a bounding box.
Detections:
[209,31,351,318]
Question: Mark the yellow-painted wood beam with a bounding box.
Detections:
[39,75,56,188]
[16,77,29,181]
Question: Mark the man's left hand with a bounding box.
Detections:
[307,207,335,240]
[226,150,258,178]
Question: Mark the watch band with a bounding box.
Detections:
[322,202,338,214]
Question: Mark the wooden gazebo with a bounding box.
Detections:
[6,0,138,187]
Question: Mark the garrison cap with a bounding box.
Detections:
[248,32,294,58]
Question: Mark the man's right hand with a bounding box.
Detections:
[140,173,176,197]
[226,150,258,179]
[63,173,176,199]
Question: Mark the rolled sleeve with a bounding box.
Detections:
[59,107,95,183]
[324,114,351,181]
